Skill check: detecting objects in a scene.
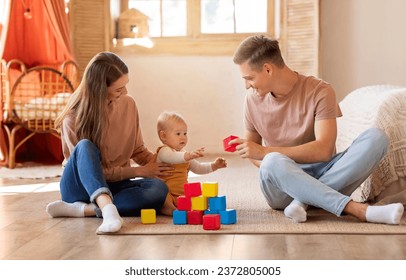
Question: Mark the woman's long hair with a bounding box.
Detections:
[55,52,129,149]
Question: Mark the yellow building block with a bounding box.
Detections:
[191,196,208,211]
[202,182,218,197]
[141,209,156,224]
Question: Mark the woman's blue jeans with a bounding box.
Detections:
[259,128,388,216]
[60,139,168,216]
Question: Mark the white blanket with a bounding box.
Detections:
[13,92,70,120]
[337,85,406,202]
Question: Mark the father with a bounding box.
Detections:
[229,35,403,224]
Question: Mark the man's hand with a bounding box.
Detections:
[229,138,267,160]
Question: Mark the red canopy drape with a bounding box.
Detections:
[0,0,75,166]
[0,0,11,164]
[2,0,73,65]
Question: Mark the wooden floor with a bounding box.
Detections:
[1,167,406,260]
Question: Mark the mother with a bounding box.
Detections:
[46,52,172,234]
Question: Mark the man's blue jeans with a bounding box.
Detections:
[259,128,388,216]
[60,139,168,216]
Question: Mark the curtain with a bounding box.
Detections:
[0,0,11,164]
[0,0,11,58]
[44,0,74,62]
[0,0,75,166]
[2,0,73,65]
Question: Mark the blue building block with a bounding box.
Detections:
[173,210,187,225]
[204,210,219,215]
[208,196,226,211]
[219,209,237,224]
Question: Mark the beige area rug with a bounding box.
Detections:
[0,162,62,179]
[103,155,406,235]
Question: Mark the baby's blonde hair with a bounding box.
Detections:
[157,111,186,136]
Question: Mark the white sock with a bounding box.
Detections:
[46,200,86,218]
[96,204,123,234]
[366,203,404,225]
[284,200,308,223]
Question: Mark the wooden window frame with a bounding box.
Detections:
[113,0,277,55]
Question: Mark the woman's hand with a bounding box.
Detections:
[135,162,173,178]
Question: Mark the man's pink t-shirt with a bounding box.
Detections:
[244,73,342,147]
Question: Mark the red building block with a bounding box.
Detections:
[184,182,202,197]
[187,210,203,225]
[223,135,238,152]
[177,196,192,211]
[203,214,221,230]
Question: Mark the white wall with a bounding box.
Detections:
[321,0,406,101]
[119,54,246,154]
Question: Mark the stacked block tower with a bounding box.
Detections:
[173,182,237,230]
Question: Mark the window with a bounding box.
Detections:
[128,0,268,37]
[129,0,187,37]
[118,0,276,55]
[112,0,319,76]
[201,0,267,34]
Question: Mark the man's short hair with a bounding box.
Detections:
[233,35,285,70]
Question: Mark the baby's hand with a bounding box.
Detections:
[185,147,205,161]
[212,157,227,171]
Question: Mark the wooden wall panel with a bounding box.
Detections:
[281,0,319,76]
[69,0,110,76]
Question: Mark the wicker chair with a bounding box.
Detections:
[1,59,78,168]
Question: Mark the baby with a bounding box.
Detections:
[156,111,227,215]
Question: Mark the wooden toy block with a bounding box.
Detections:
[141,209,156,224]
[177,196,192,211]
[208,195,226,211]
[223,135,238,152]
[203,214,221,230]
[191,196,208,211]
[173,210,187,225]
[202,182,218,197]
[187,210,203,225]
[219,209,237,224]
[184,182,202,197]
